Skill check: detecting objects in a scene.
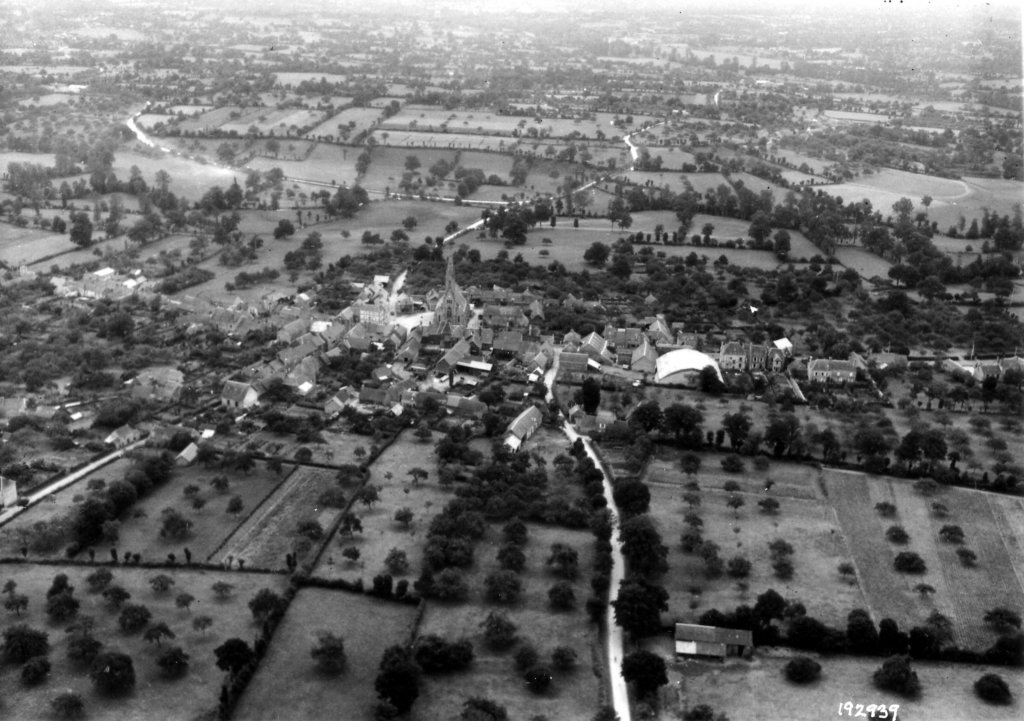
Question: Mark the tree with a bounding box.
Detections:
[5,593,29,616]
[551,645,577,671]
[722,413,752,449]
[192,615,213,636]
[548,581,576,610]
[974,673,1013,704]
[886,526,910,544]
[784,656,822,684]
[157,646,190,678]
[872,655,921,698]
[939,525,965,544]
[69,212,93,247]
[481,611,517,650]
[227,496,244,516]
[46,591,80,623]
[312,632,348,675]
[727,494,746,517]
[957,548,978,567]
[51,692,85,719]
[583,241,610,266]
[103,585,131,609]
[875,502,897,518]
[274,219,296,239]
[175,592,195,613]
[215,638,254,676]
[773,229,791,258]
[612,578,669,637]
[150,574,175,594]
[404,155,421,172]
[342,547,362,565]
[914,584,936,599]
[144,622,175,646]
[484,570,522,604]
[621,649,667,698]
[91,651,136,694]
[847,609,879,653]
[394,507,414,529]
[893,552,926,574]
[212,581,235,600]
[414,635,474,674]
[460,697,508,721]
[758,498,780,515]
[3,624,49,663]
[118,603,152,633]
[618,515,668,578]
[581,377,601,414]
[86,568,114,593]
[385,548,410,575]
[984,607,1022,635]
[546,543,580,579]
[727,556,752,578]
[375,645,421,713]
[680,452,702,477]
[249,588,284,623]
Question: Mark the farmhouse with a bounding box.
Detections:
[104,424,143,448]
[674,623,753,660]
[504,405,543,452]
[221,380,260,409]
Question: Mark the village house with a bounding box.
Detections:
[504,405,544,452]
[104,424,143,448]
[674,623,753,660]
[221,380,260,409]
[807,358,857,384]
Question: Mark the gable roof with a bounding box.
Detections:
[221,380,255,402]
[674,623,752,646]
[507,405,543,440]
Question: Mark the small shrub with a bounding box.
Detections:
[974,673,1012,704]
[784,656,821,684]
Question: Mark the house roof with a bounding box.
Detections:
[655,349,722,382]
[507,405,543,440]
[674,623,752,646]
[221,380,255,402]
[808,358,855,373]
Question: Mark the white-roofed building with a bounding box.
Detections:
[654,349,723,386]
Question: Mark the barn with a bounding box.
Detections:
[674,623,753,660]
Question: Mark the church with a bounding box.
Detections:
[431,256,471,335]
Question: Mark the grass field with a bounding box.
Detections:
[0,563,287,721]
[646,646,1024,721]
[0,223,77,266]
[834,246,894,279]
[641,451,867,629]
[621,171,729,194]
[826,470,1024,650]
[233,588,418,721]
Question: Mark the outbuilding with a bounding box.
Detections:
[674,623,753,660]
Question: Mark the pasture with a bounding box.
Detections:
[0,562,287,721]
[233,589,418,721]
[825,470,1024,650]
[373,130,514,152]
[307,107,385,140]
[247,142,360,187]
[111,150,237,202]
[0,223,77,266]
[622,171,730,195]
[834,246,894,279]
[641,452,867,629]
[652,649,1024,721]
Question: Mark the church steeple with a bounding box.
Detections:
[445,254,455,289]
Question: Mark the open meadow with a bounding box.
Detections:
[0,562,287,721]
[232,589,418,721]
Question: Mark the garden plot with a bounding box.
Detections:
[0,562,287,721]
[233,589,418,721]
[216,466,340,570]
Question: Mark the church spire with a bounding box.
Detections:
[445,254,455,289]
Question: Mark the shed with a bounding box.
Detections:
[176,442,199,466]
[674,623,753,660]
